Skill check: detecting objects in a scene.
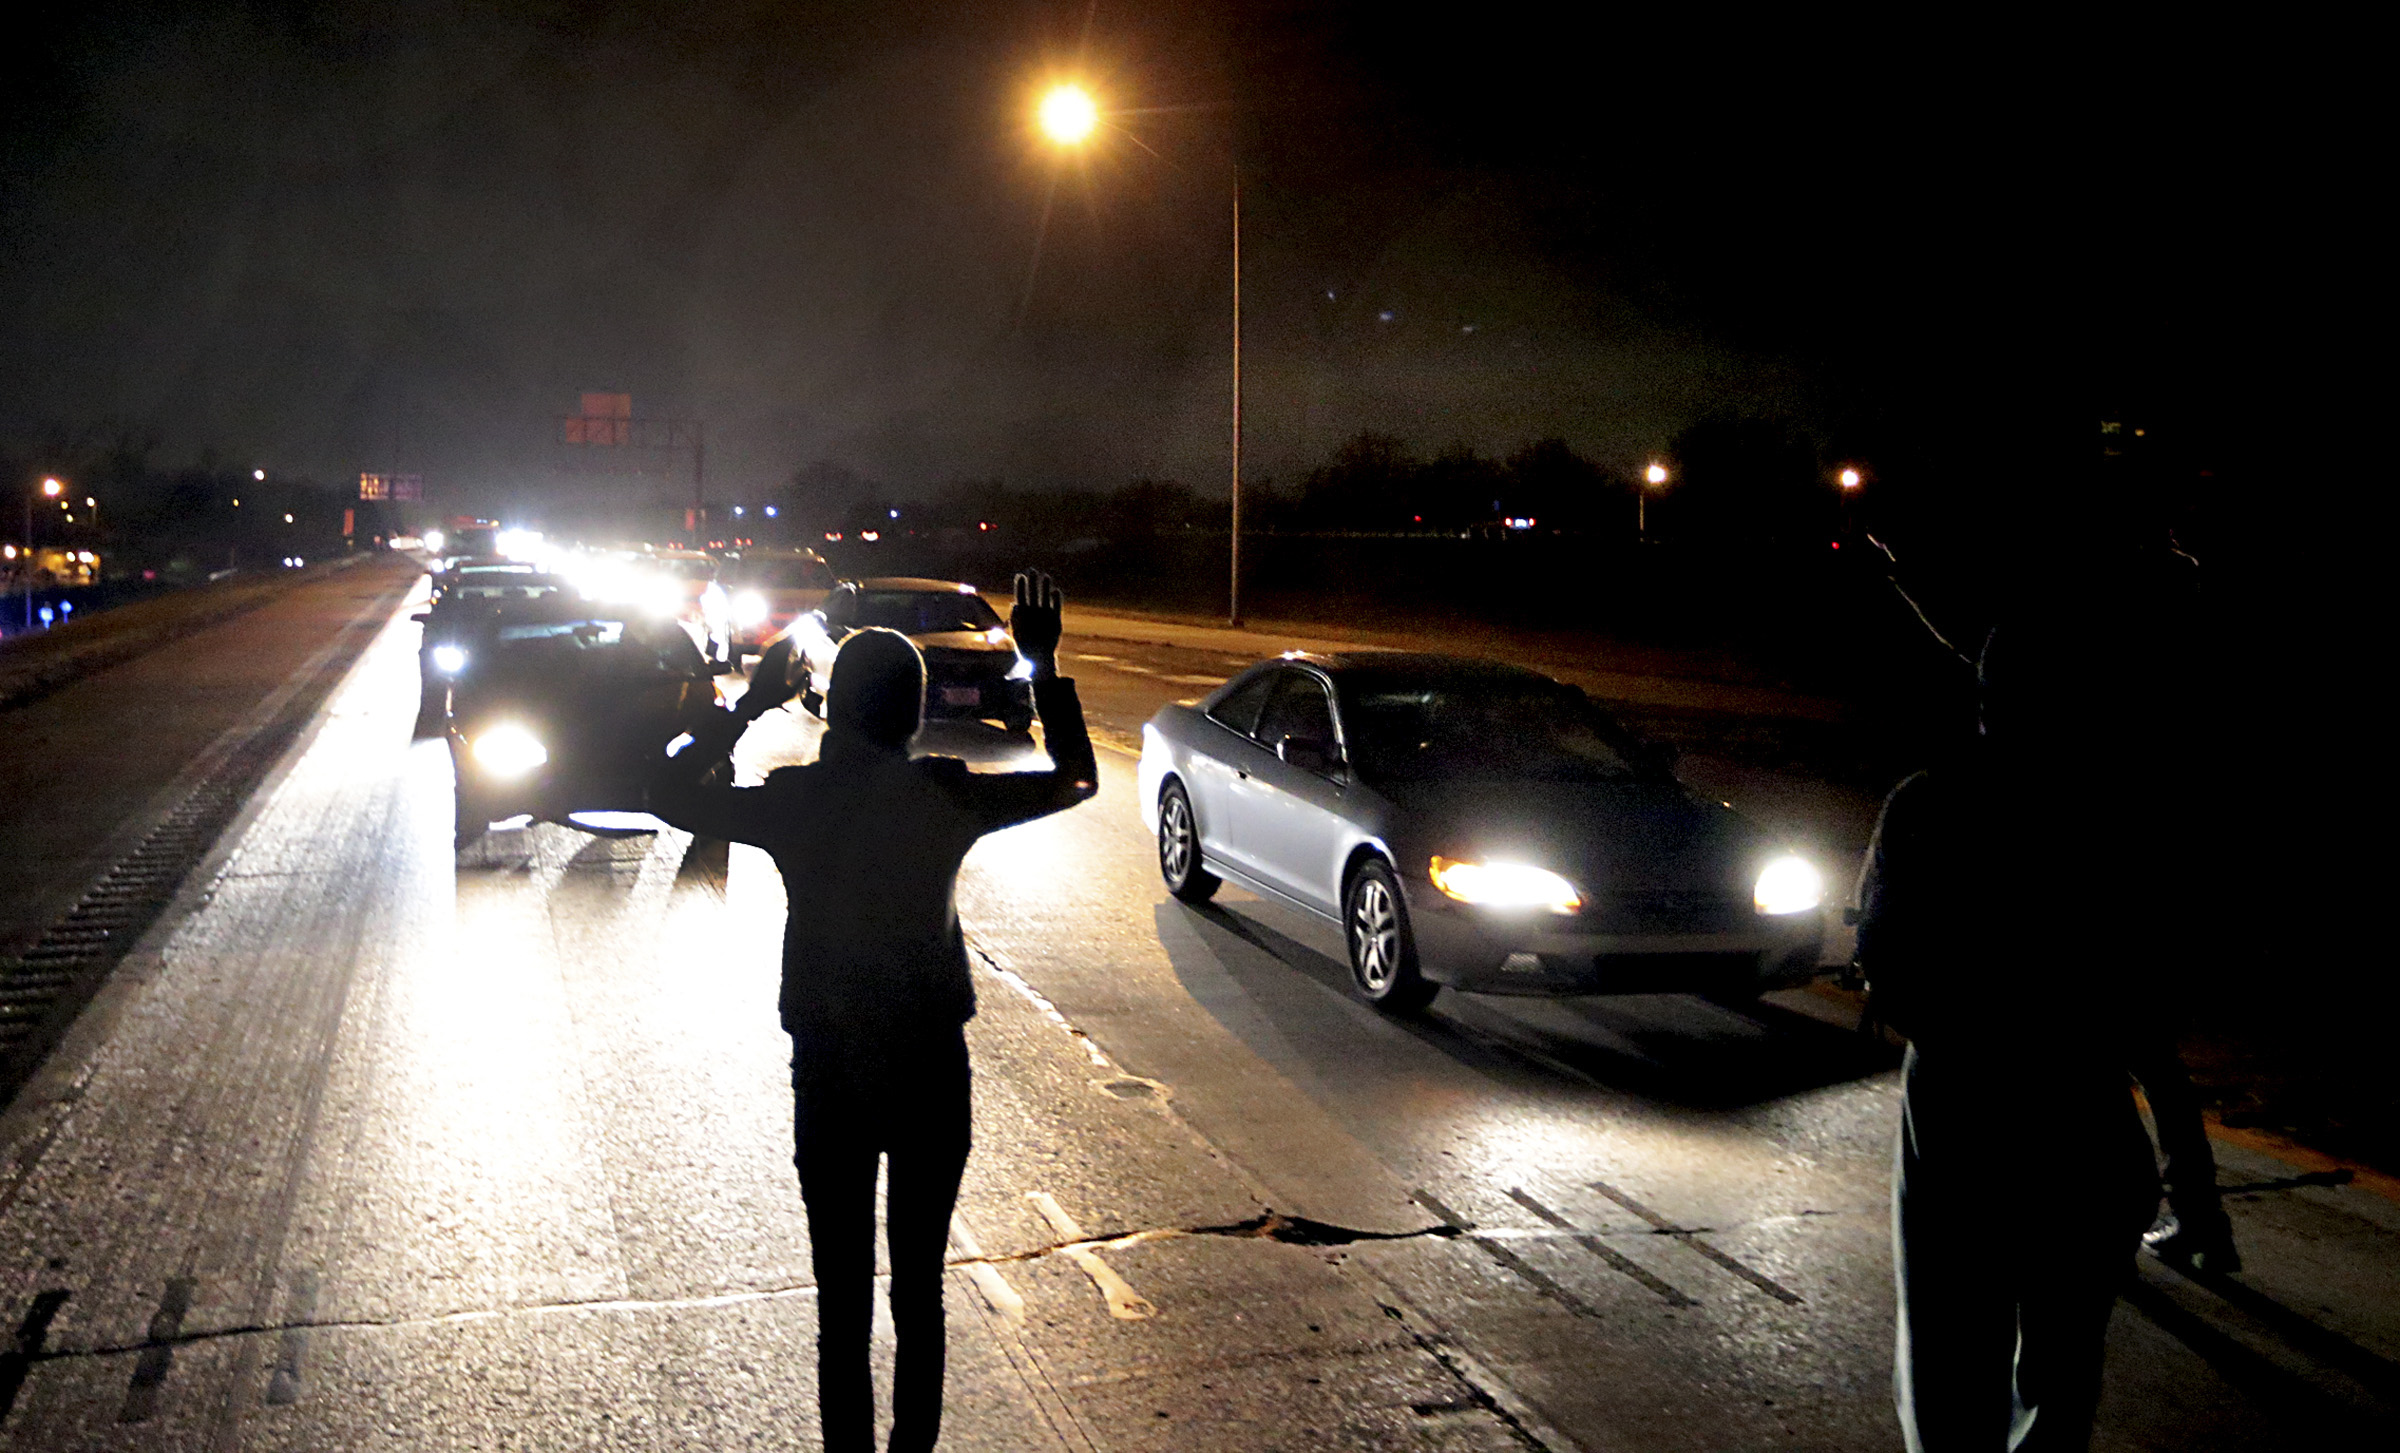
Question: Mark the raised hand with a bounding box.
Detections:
[739,636,800,718]
[1011,570,1064,680]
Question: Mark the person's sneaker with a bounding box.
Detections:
[2144,1214,2243,1275]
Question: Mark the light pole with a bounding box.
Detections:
[1034,82,1246,627]
[1640,462,1668,542]
[25,477,62,627]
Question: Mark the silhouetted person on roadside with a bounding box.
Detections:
[1864,482,2238,1276]
[651,571,1096,1453]
[1856,562,2231,1451]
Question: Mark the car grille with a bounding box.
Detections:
[1586,889,1750,934]
[920,647,1008,683]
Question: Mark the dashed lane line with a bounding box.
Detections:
[949,1215,1026,1325]
[1027,1192,1156,1321]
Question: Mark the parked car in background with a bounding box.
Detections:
[776,576,1035,733]
[720,548,835,666]
[1137,653,1826,1011]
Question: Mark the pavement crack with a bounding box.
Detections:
[958,1210,1459,1271]
[20,1214,1456,1366]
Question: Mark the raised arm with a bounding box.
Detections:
[648,638,801,846]
[956,571,1098,832]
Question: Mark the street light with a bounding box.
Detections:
[1838,468,1861,490]
[1640,462,1668,542]
[1033,81,1248,626]
[1037,84,1098,145]
[24,477,64,627]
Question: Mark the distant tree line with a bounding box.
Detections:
[769,409,1858,552]
[3,430,375,581]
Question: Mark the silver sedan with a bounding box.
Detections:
[1137,653,1826,1011]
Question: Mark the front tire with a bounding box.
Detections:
[1346,861,1437,1013]
[1156,781,1220,903]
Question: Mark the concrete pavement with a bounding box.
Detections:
[0,584,2389,1447]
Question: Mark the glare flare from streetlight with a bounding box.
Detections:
[41,478,63,498]
[1038,84,1099,145]
[1839,467,1862,490]
[1644,463,1669,487]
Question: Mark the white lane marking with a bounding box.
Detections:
[950,1213,1026,1325]
[1027,1191,1156,1321]
[1069,653,1118,662]
[1163,674,1228,687]
[973,945,1112,1067]
[1112,664,1158,675]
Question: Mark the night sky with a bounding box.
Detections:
[1,3,2283,522]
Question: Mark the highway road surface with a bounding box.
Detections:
[0,573,2383,1450]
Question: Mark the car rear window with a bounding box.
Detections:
[1254,673,1336,747]
[1206,670,1278,737]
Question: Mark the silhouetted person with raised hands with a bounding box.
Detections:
[1856,583,2231,1451]
[651,570,1095,1453]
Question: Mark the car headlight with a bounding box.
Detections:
[1429,856,1582,914]
[430,643,468,675]
[1753,854,1824,915]
[470,724,549,779]
[1006,654,1035,681]
[733,590,770,626]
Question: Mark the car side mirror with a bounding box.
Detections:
[410,611,431,624]
[1279,734,1342,776]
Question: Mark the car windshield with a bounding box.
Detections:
[1339,679,1640,783]
[851,590,1002,634]
[650,556,717,580]
[488,617,704,675]
[728,558,830,589]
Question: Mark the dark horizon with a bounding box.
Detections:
[2,4,2294,533]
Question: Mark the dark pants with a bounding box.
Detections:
[792,1025,972,1453]
[2128,1028,2225,1233]
[1894,1046,2160,1453]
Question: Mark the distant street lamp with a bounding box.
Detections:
[1838,467,1862,490]
[1033,81,1248,626]
[24,477,64,627]
[1640,462,1668,542]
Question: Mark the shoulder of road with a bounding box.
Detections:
[0,557,373,714]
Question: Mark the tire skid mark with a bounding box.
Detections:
[1506,1187,1696,1308]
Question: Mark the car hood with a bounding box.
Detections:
[1376,776,1775,895]
[911,630,1011,654]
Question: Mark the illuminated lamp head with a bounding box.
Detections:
[827,627,925,749]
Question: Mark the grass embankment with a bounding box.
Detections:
[0,558,374,713]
